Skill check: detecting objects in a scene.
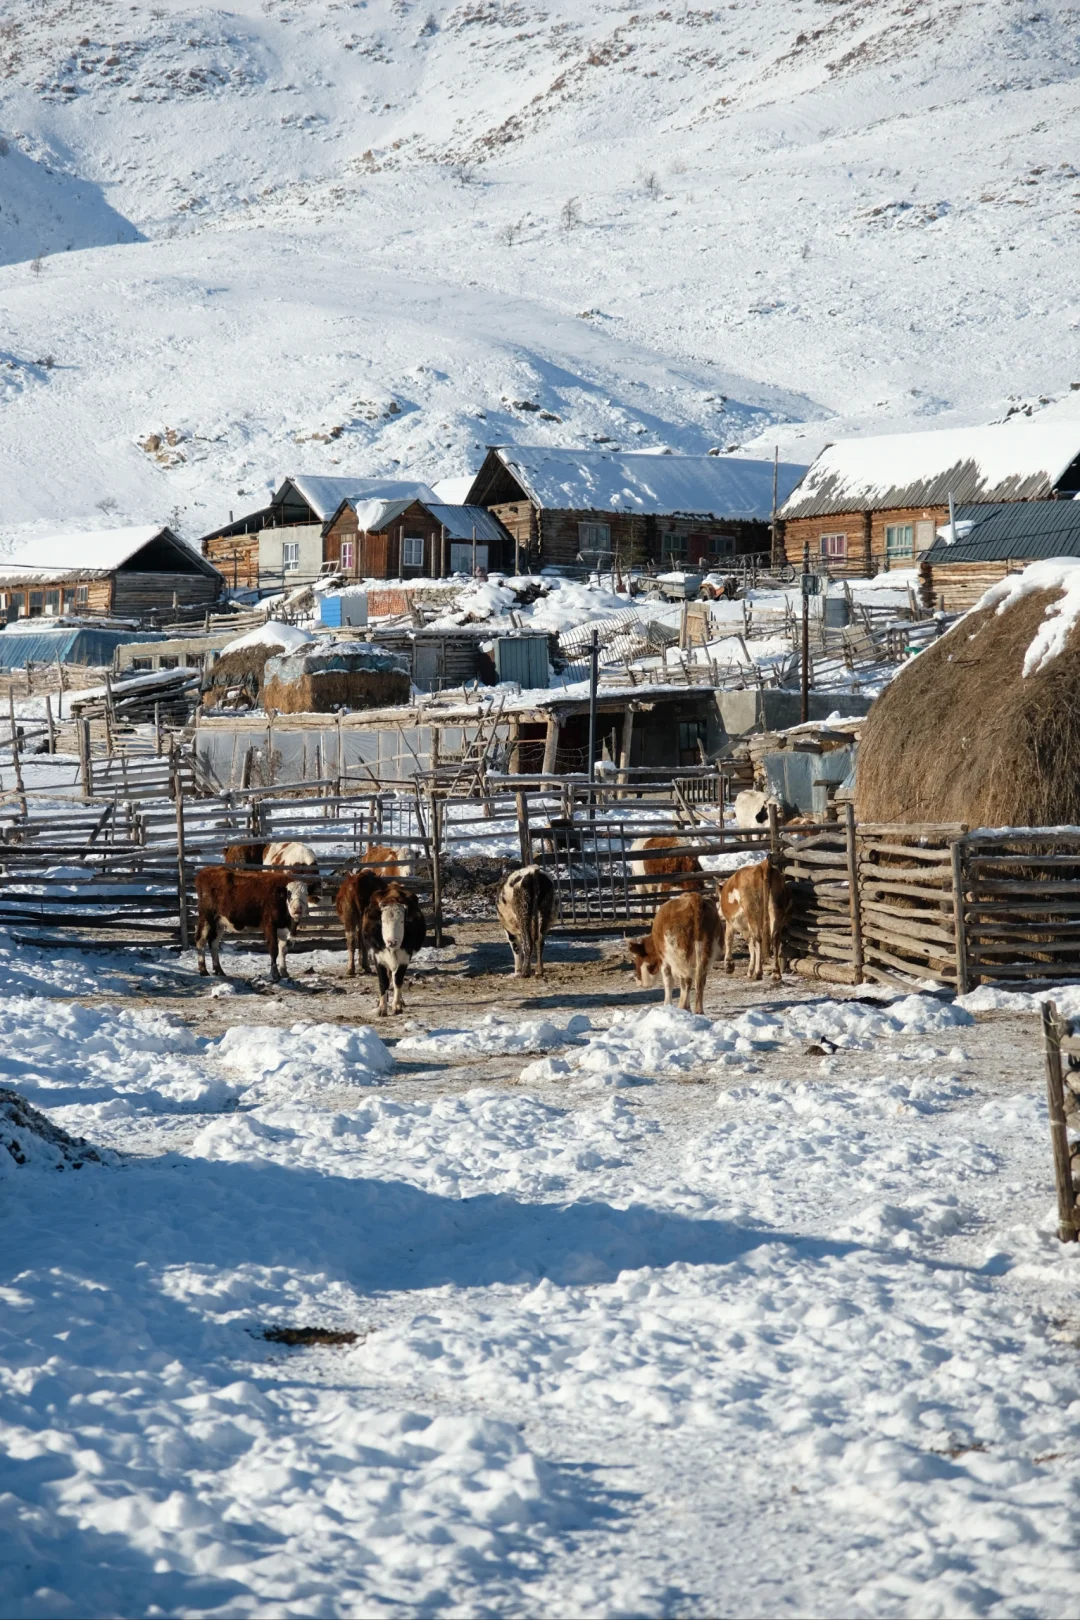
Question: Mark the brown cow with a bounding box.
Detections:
[361,844,414,878]
[628,892,723,1014]
[195,866,309,983]
[335,868,392,977]
[223,839,321,901]
[719,858,790,983]
[629,835,702,897]
[362,881,426,1016]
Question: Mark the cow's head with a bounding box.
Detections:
[286,881,309,926]
[628,936,660,987]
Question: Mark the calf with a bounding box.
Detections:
[497,865,555,979]
[223,839,321,901]
[335,868,391,977]
[629,835,702,897]
[732,789,780,829]
[719,858,790,983]
[628,892,723,1014]
[362,881,426,1016]
[195,866,309,983]
[361,844,414,879]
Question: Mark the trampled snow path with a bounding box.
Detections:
[3,985,1080,1616]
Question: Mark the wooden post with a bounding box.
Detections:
[55,656,65,720]
[515,790,530,868]
[844,801,864,982]
[45,694,55,755]
[7,688,26,817]
[800,541,810,725]
[174,773,189,950]
[766,800,781,858]
[950,836,970,995]
[542,715,560,775]
[1042,1002,1078,1242]
[429,790,444,948]
[618,703,635,799]
[154,702,162,757]
[79,718,93,799]
[103,672,115,756]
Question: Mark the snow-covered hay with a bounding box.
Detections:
[262,642,410,714]
[857,560,1080,827]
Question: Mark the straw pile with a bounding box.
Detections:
[262,643,410,714]
[857,585,1080,827]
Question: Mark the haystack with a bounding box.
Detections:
[857,561,1080,828]
[201,622,313,710]
[262,642,410,714]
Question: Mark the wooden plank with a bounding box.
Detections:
[857,860,952,885]
[863,942,956,984]
[1043,1004,1079,1242]
[859,841,954,862]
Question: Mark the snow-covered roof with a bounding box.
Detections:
[424,504,508,542]
[471,447,809,519]
[430,475,476,506]
[0,525,206,583]
[219,620,314,656]
[780,421,1080,519]
[284,475,439,521]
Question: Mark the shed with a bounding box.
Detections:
[780,420,1080,577]
[0,526,223,624]
[466,445,808,571]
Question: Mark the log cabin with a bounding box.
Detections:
[199,474,438,588]
[779,421,1080,578]
[0,525,224,625]
[322,497,511,579]
[919,498,1080,611]
[464,446,809,571]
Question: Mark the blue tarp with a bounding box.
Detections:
[0,627,165,670]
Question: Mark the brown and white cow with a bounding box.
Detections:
[223,839,321,901]
[719,858,790,983]
[195,866,309,983]
[628,892,724,1014]
[362,881,426,1016]
[335,868,392,977]
[629,835,702,898]
[497,865,555,979]
[360,844,414,879]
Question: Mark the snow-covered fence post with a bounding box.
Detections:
[845,802,864,983]
[515,790,530,868]
[1042,1002,1078,1242]
[950,837,970,996]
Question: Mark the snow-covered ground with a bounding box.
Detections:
[3,918,1080,1616]
[1,0,1079,543]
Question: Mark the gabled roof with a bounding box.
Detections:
[0,525,220,583]
[467,447,809,520]
[284,474,438,521]
[779,421,1080,520]
[326,497,509,543]
[923,499,1080,564]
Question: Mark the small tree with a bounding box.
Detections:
[641,170,661,201]
[29,254,44,276]
[502,217,526,248]
[96,496,118,515]
[561,196,582,232]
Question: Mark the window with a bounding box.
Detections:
[28,591,43,617]
[450,542,488,575]
[885,523,914,560]
[662,532,688,560]
[578,521,611,550]
[820,532,847,559]
[677,719,707,765]
[340,539,355,572]
[9,592,23,618]
[159,656,179,671]
[708,534,736,557]
[45,590,60,615]
[402,535,425,570]
[282,540,300,572]
[76,585,88,605]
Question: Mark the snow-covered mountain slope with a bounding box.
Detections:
[0,0,1078,540]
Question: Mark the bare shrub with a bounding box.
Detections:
[641,170,661,200]
[560,196,582,232]
[502,217,526,248]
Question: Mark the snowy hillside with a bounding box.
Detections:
[1,0,1078,540]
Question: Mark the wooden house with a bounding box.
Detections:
[199,475,438,588]
[920,499,1080,610]
[0,525,223,625]
[464,446,809,571]
[322,498,511,579]
[779,421,1080,577]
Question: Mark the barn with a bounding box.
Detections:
[0,525,224,625]
[322,497,511,579]
[465,446,809,572]
[780,420,1080,577]
[199,475,438,588]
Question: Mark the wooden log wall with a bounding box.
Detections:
[962,832,1080,981]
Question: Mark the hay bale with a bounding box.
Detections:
[262,642,410,714]
[857,582,1080,827]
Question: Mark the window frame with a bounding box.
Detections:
[282,540,300,572]
[708,533,736,558]
[339,539,355,573]
[578,520,612,551]
[819,532,848,559]
[401,535,425,571]
[885,522,914,560]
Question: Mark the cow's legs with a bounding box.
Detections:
[277,930,289,980]
[345,926,356,978]
[265,920,281,982]
[660,964,675,1006]
[505,929,523,976]
[748,936,762,980]
[535,922,546,979]
[196,909,210,976]
[692,943,708,1015]
[723,925,735,975]
[678,975,692,1011]
[374,961,390,1017]
[391,961,408,1014]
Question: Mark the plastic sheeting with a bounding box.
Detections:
[195,722,478,790]
[0,627,165,669]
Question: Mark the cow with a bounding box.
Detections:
[335,868,392,977]
[223,839,321,901]
[627,892,724,1014]
[362,881,426,1016]
[496,865,555,979]
[360,844,414,879]
[195,866,309,983]
[719,857,790,983]
[629,835,702,898]
[732,789,781,829]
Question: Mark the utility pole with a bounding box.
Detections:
[587,627,599,820]
[770,445,780,569]
[801,540,811,725]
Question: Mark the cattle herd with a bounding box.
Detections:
[191,829,791,1016]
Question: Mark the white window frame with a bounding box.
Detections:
[340,539,355,572]
[402,535,425,571]
[578,520,611,550]
[820,532,847,559]
[885,523,914,560]
[282,540,300,572]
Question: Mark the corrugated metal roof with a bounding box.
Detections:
[923,499,1080,564]
[475,447,809,519]
[425,504,508,542]
[780,421,1080,519]
[285,475,439,520]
